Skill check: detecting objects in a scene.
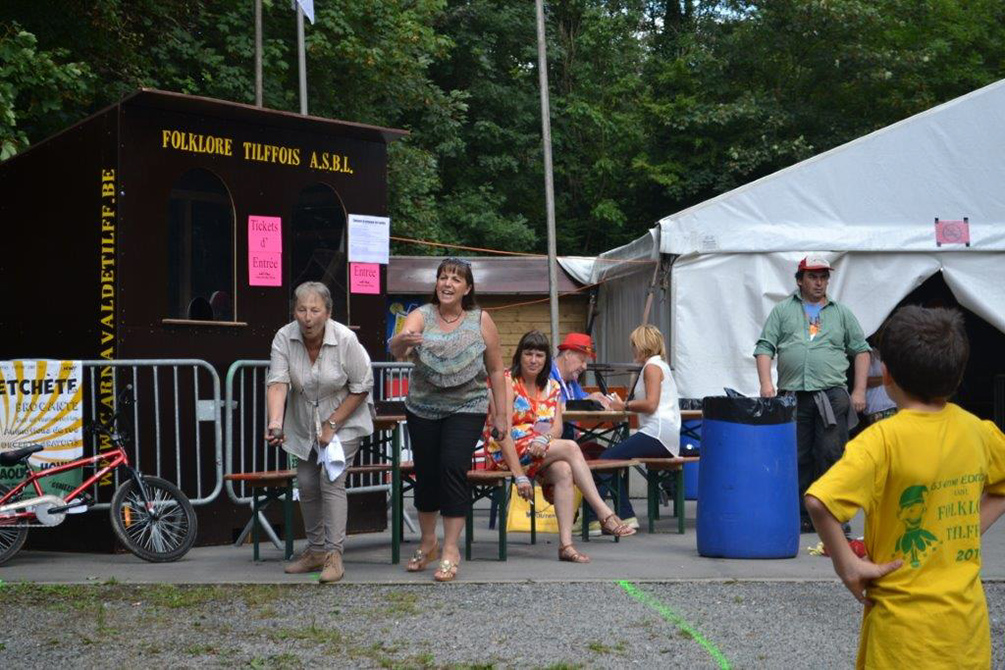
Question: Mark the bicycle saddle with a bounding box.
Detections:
[0,444,45,465]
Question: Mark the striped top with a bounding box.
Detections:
[405,303,488,419]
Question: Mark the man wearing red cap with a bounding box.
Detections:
[754,256,871,533]
[551,333,610,437]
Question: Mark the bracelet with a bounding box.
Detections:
[514,475,531,486]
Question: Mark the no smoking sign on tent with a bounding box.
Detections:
[934,217,971,247]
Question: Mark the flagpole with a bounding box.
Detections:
[296,3,308,115]
[254,0,263,107]
[535,0,560,350]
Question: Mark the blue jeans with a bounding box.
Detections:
[584,432,669,522]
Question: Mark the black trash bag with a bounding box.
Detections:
[678,397,704,410]
[702,391,796,425]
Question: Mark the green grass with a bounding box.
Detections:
[268,619,344,647]
[380,590,420,617]
[587,640,626,655]
[247,652,303,670]
[144,584,224,609]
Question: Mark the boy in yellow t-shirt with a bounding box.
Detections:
[805,305,1005,669]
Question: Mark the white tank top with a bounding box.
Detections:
[633,356,681,456]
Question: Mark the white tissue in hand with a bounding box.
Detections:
[319,435,347,481]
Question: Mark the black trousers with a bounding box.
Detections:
[405,410,484,518]
[794,388,850,522]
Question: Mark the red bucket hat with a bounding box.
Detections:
[557,333,596,359]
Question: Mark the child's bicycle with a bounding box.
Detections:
[0,385,198,564]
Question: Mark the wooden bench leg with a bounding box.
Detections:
[465,499,474,562]
[252,491,261,562]
[530,492,536,545]
[647,470,657,534]
[283,481,294,560]
[676,467,685,535]
[582,494,590,542]
[498,484,508,561]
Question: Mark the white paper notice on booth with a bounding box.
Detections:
[348,214,390,265]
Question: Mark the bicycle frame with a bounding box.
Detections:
[0,446,136,524]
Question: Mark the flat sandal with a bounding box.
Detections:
[558,544,591,563]
[601,513,636,537]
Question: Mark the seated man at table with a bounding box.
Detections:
[550,333,610,442]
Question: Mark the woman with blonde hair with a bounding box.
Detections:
[586,324,681,532]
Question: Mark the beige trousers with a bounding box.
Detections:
[296,438,360,554]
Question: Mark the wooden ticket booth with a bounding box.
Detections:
[0,89,406,547]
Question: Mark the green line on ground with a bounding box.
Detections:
[618,580,731,669]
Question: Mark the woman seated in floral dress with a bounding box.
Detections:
[484,330,635,563]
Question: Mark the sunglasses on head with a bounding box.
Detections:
[442,256,471,267]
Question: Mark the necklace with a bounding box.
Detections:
[438,307,463,324]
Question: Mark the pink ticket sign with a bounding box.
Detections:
[248,215,282,286]
[350,263,380,294]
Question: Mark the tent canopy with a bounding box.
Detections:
[586,79,1005,398]
[659,79,1005,256]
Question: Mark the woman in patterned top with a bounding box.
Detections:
[485,331,635,564]
[389,258,509,582]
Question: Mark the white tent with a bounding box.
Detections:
[591,78,1005,398]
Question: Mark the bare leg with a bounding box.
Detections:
[541,439,615,522]
[543,461,575,547]
[417,511,438,554]
[442,515,465,565]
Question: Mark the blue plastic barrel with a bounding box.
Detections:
[697,395,798,559]
[680,419,701,500]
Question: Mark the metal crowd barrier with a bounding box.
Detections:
[80,359,223,508]
[224,360,415,506]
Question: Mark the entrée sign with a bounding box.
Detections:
[248,216,282,287]
[159,128,355,175]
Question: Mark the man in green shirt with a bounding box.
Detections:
[754,256,870,532]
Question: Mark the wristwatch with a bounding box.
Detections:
[326,418,339,430]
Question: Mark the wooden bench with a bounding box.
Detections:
[226,415,407,563]
[397,462,515,561]
[223,470,296,561]
[637,456,700,534]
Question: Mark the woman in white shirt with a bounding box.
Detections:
[586,324,681,531]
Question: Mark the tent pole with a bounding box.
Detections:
[254,0,263,107]
[296,4,307,115]
[626,257,665,399]
[535,0,560,349]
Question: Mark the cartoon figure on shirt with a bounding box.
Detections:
[896,485,939,568]
[804,303,823,341]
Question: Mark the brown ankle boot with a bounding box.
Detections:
[319,551,344,584]
[284,549,327,574]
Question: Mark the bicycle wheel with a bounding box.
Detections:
[110,475,197,562]
[0,484,29,566]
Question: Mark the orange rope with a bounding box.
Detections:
[390,235,656,265]
[482,281,602,312]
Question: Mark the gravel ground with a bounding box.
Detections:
[2,581,1005,668]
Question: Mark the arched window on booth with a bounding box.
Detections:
[166,168,235,322]
[289,183,348,322]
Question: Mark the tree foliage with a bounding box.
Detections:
[2,0,1005,254]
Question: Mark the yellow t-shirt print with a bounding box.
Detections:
[895,485,939,568]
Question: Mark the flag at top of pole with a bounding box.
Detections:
[292,0,315,24]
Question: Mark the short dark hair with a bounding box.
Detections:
[879,306,969,403]
[794,269,830,282]
[430,257,477,309]
[511,330,552,390]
